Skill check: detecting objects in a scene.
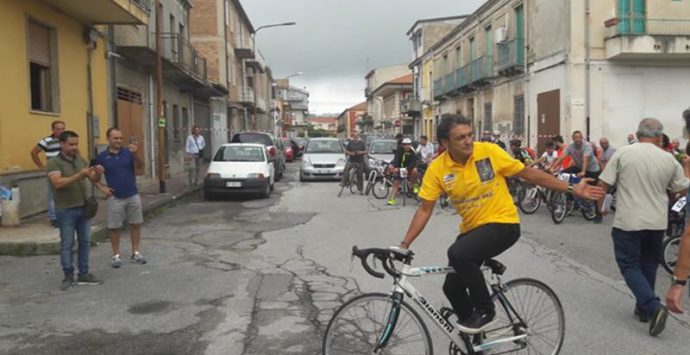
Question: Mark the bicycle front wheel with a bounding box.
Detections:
[550,192,567,224]
[372,179,390,199]
[322,293,433,355]
[489,278,565,355]
[661,235,681,275]
[519,185,542,214]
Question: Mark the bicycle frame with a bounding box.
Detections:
[378,264,528,354]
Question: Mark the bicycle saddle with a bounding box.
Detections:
[483,259,507,275]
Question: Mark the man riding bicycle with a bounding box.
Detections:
[387,138,419,206]
[398,115,603,333]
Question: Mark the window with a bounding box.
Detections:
[484,103,493,132]
[513,95,525,136]
[182,107,189,133]
[28,20,58,113]
[455,47,461,68]
[172,104,180,140]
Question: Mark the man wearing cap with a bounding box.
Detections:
[387,138,419,206]
[493,130,506,150]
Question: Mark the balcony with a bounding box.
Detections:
[400,98,422,115]
[234,34,254,59]
[469,56,493,84]
[455,66,470,92]
[115,28,227,98]
[496,38,525,75]
[39,0,148,25]
[443,73,456,96]
[239,87,255,105]
[605,16,690,60]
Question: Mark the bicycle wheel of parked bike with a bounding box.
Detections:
[550,192,568,224]
[365,171,377,196]
[661,235,681,275]
[488,278,565,355]
[322,293,433,355]
[372,179,390,199]
[580,200,598,221]
[519,185,542,214]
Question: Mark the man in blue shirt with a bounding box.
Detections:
[95,128,147,268]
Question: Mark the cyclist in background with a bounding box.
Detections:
[387,138,419,206]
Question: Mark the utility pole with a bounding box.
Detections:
[155,0,166,193]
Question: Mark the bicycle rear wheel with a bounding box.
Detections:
[322,293,433,355]
[488,278,565,355]
[661,235,681,275]
[580,200,598,220]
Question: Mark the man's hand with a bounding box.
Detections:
[92,165,105,174]
[98,185,115,198]
[79,167,93,178]
[128,144,138,154]
[666,285,685,314]
[572,178,605,200]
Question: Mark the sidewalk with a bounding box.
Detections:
[0,173,201,256]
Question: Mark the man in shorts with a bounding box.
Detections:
[95,128,147,268]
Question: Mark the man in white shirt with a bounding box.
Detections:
[185,126,206,185]
[416,135,434,165]
[599,118,690,337]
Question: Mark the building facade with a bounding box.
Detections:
[0,0,147,217]
[430,0,690,152]
[364,64,411,133]
[113,0,225,179]
[276,81,310,137]
[369,74,414,135]
[336,102,367,138]
[407,15,468,139]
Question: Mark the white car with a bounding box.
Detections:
[299,138,346,181]
[203,143,275,199]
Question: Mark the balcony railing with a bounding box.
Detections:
[433,79,442,98]
[455,66,469,89]
[610,16,690,36]
[469,56,493,84]
[443,73,456,95]
[496,38,525,74]
[160,33,207,83]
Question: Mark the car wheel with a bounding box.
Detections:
[261,182,271,199]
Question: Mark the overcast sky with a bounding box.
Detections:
[241,0,484,115]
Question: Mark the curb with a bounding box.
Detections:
[0,187,201,256]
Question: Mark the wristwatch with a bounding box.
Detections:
[567,184,574,196]
[671,275,688,286]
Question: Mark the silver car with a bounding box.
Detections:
[368,139,398,165]
[300,138,346,181]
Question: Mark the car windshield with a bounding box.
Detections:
[369,141,397,154]
[214,146,265,162]
[306,140,343,154]
[231,133,273,146]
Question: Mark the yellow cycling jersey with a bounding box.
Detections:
[419,142,525,233]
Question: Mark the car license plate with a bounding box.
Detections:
[319,169,329,174]
[226,181,242,188]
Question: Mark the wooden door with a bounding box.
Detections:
[537,89,560,154]
[117,88,145,176]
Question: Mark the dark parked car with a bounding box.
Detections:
[230,132,285,181]
[290,137,306,157]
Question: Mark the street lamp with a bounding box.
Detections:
[285,71,304,79]
[251,22,296,131]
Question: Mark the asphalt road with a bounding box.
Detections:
[1,162,689,355]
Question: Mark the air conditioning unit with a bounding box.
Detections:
[400,103,410,113]
[495,27,508,44]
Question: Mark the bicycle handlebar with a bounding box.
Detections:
[351,246,414,279]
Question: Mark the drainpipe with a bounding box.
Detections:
[108,25,118,127]
[584,0,591,141]
[86,39,96,160]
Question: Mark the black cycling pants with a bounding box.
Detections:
[443,223,520,319]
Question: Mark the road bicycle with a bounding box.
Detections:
[323,246,565,355]
[338,160,360,198]
[661,196,686,275]
[550,173,597,224]
[372,167,420,206]
[365,159,388,197]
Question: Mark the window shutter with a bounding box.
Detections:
[29,21,51,67]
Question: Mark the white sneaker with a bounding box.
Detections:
[111,255,123,268]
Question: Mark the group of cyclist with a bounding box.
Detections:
[343,108,690,338]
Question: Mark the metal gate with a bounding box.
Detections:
[537,89,560,154]
[194,101,212,161]
[117,88,146,176]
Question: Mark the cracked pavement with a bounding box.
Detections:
[1,162,690,354]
